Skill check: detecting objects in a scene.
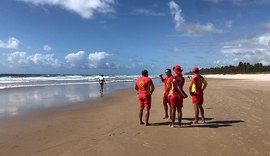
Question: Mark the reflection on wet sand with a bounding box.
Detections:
[100,92,104,97]
[0,82,134,117]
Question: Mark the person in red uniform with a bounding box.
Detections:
[159,69,173,119]
[189,67,208,124]
[135,69,155,126]
[168,65,188,128]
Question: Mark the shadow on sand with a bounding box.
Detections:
[151,118,244,128]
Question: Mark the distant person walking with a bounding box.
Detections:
[159,69,173,119]
[168,65,188,128]
[189,67,208,124]
[135,69,155,126]
[99,74,105,92]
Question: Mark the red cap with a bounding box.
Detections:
[173,65,183,75]
[192,67,199,73]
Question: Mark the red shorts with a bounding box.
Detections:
[163,92,169,104]
[169,93,183,109]
[138,94,151,110]
[192,92,204,104]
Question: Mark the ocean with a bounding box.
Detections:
[0,74,160,117]
[0,74,142,89]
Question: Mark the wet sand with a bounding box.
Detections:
[0,82,135,117]
[0,78,269,156]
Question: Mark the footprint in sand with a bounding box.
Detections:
[142,142,152,148]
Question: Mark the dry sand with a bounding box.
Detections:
[0,78,270,156]
[205,74,270,81]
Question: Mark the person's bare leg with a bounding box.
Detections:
[198,104,205,123]
[100,84,104,92]
[177,107,182,127]
[163,103,169,119]
[139,107,144,125]
[193,104,199,124]
[171,108,176,128]
[169,106,172,122]
[145,109,150,126]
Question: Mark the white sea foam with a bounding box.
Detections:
[0,74,141,89]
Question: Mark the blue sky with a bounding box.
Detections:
[0,0,270,75]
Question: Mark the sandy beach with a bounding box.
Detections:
[205,74,270,81]
[0,78,270,156]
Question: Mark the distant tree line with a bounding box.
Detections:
[186,62,270,75]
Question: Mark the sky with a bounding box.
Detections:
[0,0,270,75]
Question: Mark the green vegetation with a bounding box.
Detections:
[186,62,270,75]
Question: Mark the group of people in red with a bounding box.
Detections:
[134,65,208,128]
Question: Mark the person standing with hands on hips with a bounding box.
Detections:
[189,67,208,124]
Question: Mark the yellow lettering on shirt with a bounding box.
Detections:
[139,81,144,88]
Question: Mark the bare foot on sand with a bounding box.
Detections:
[162,116,169,119]
[145,123,151,126]
[140,121,145,125]
[192,120,199,124]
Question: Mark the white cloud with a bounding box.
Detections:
[256,34,270,46]
[169,1,222,36]
[216,33,270,65]
[8,51,28,65]
[65,51,113,68]
[65,51,86,67]
[213,58,240,66]
[88,51,112,68]
[43,44,52,51]
[8,51,61,67]
[0,37,20,49]
[169,1,185,29]
[88,51,110,62]
[28,53,61,67]
[18,0,116,19]
[131,8,166,16]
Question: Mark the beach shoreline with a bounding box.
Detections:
[0,82,138,118]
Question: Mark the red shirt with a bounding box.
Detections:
[168,74,185,95]
[163,76,173,93]
[189,74,207,93]
[135,76,154,95]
